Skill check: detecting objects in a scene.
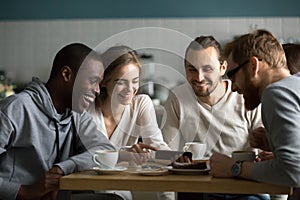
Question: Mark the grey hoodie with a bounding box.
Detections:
[0,78,115,200]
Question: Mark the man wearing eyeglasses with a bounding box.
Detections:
[210,29,300,200]
[162,36,268,200]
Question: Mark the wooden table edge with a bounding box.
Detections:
[59,171,293,195]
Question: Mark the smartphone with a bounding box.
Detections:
[155,150,184,160]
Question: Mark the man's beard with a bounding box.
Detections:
[192,79,218,97]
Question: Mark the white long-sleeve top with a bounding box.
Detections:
[162,80,262,157]
[89,94,170,151]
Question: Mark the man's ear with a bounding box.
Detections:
[249,57,260,77]
[61,66,73,82]
[220,60,228,76]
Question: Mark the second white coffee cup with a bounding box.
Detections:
[183,142,206,159]
[93,150,118,169]
[231,150,256,162]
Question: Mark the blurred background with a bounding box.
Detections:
[0,0,299,103]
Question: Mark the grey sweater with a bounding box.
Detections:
[253,73,300,188]
[0,78,115,199]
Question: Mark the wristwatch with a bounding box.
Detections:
[231,160,243,177]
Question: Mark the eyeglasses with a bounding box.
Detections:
[226,59,262,79]
[226,60,249,79]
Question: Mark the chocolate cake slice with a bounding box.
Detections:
[171,152,207,169]
[171,160,207,169]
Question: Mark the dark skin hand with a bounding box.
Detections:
[17,166,64,200]
[175,152,193,163]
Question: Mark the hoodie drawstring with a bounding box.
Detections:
[53,116,78,163]
[53,119,60,163]
[71,116,78,155]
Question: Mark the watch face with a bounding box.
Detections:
[231,162,241,177]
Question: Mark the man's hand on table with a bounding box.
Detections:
[17,166,64,200]
[210,153,235,178]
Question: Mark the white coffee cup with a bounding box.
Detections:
[231,151,256,162]
[183,142,206,159]
[93,150,118,169]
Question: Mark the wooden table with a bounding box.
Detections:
[60,170,292,195]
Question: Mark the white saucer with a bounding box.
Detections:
[193,156,210,161]
[92,166,127,175]
[126,168,169,176]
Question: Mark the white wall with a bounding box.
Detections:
[0,17,299,86]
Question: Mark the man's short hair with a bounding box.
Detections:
[185,36,223,63]
[49,43,102,80]
[223,29,287,69]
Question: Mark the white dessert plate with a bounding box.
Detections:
[138,168,169,176]
[92,166,127,175]
[126,168,168,176]
[166,166,210,175]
